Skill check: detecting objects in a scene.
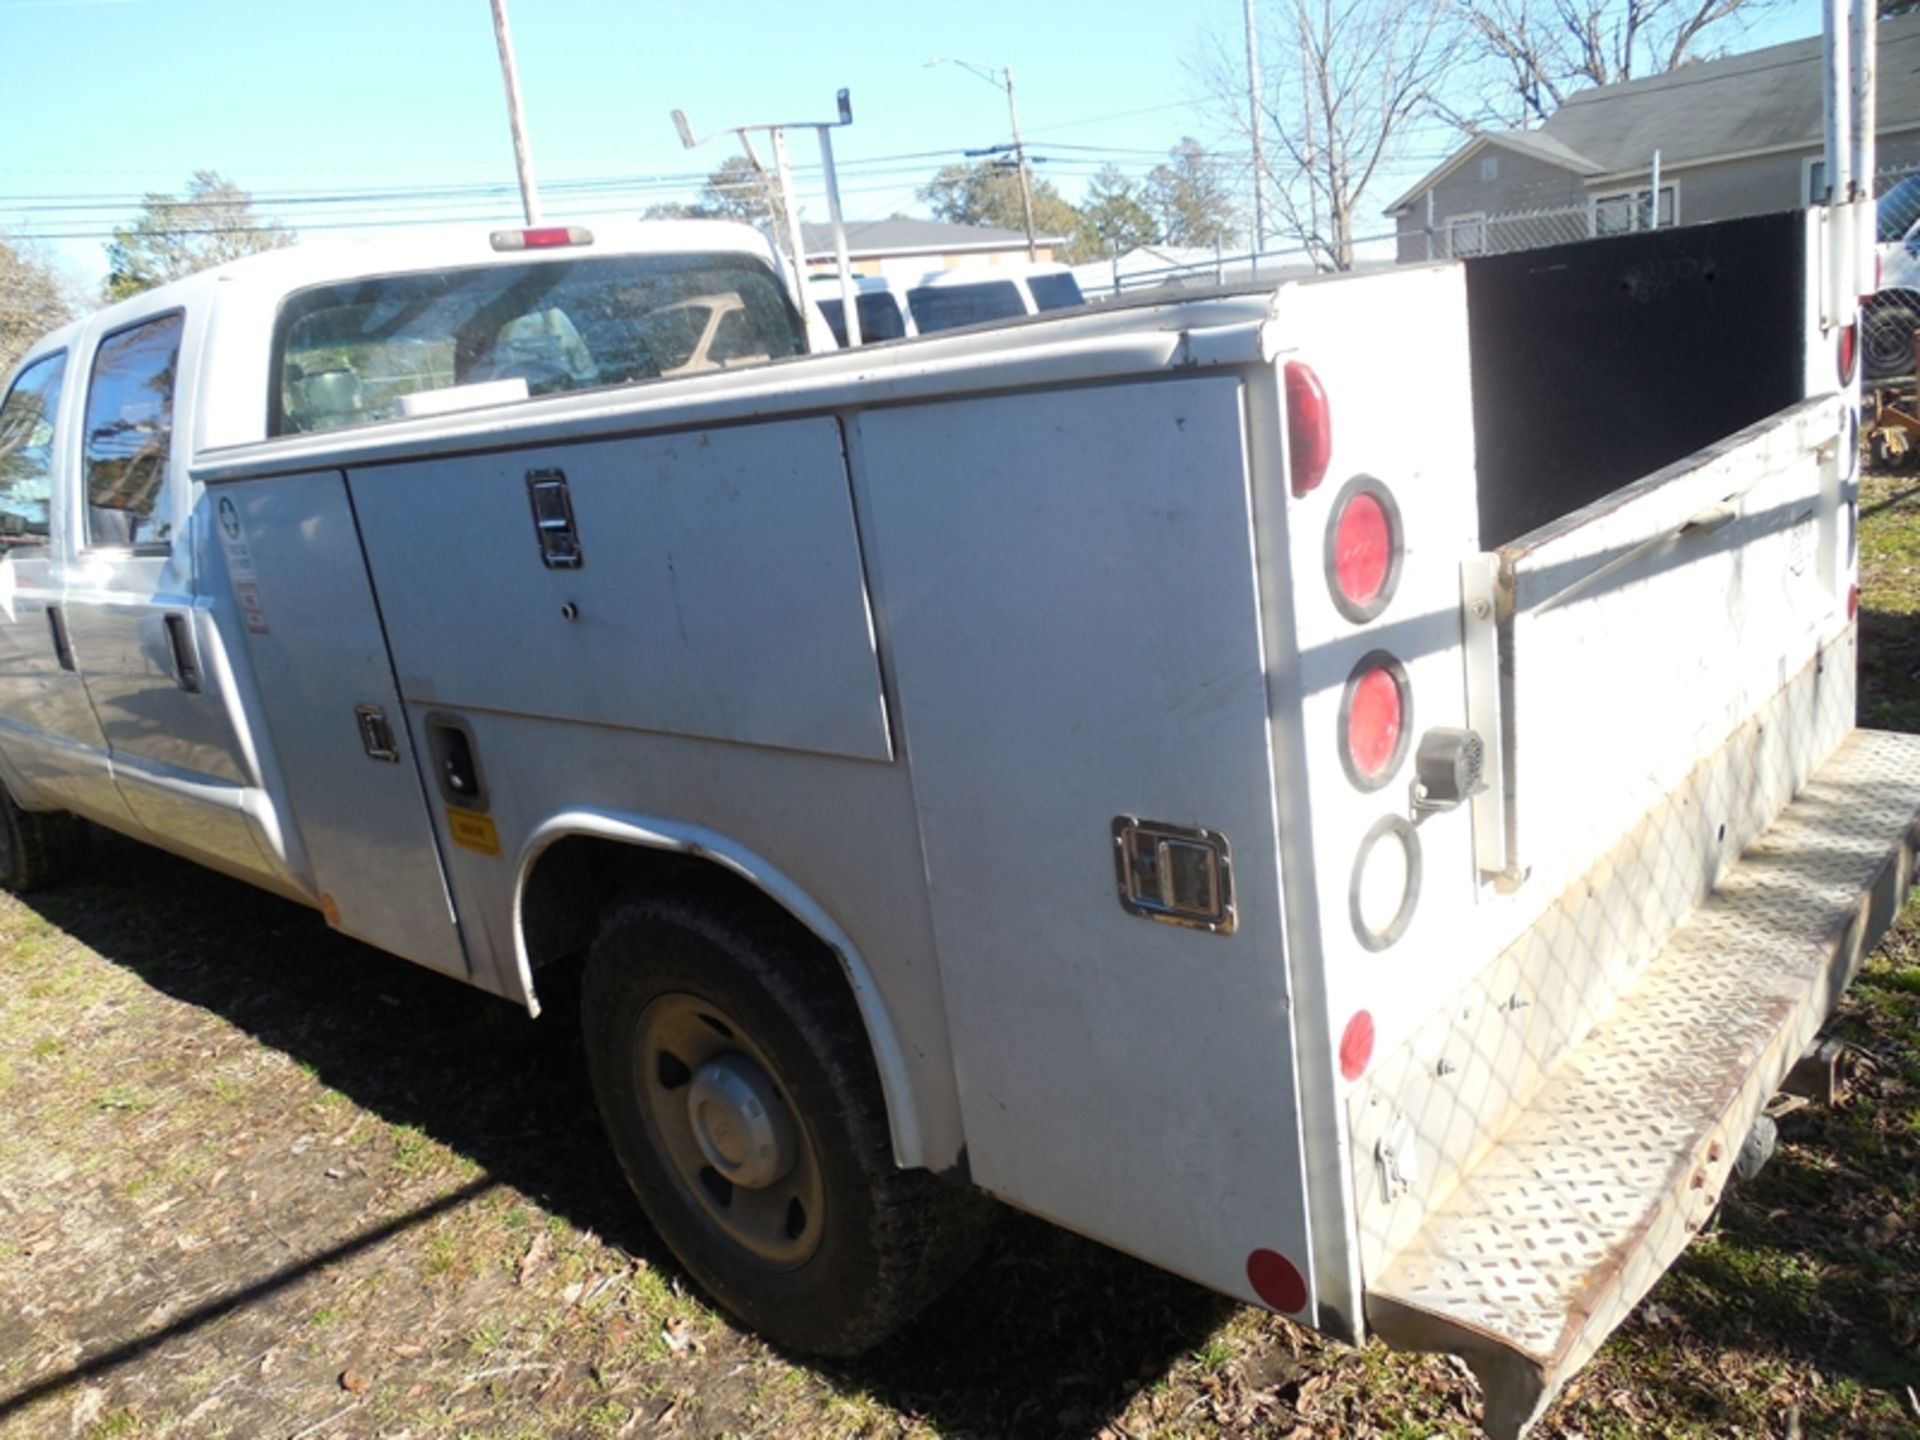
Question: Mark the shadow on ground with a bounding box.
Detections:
[18,837,1235,1437]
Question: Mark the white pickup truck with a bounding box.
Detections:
[0,199,1913,1437]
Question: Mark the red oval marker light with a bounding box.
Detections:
[1839,321,1859,388]
[1246,1248,1309,1313]
[1285,361,1332,497]
[1339,1011,1375,1081]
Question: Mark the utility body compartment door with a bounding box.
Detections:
[854,377,1318,1321]
[346,416,890,763]
[213,471,467,978]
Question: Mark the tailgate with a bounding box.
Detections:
[1489,394,1854,914]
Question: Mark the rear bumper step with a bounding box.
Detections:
[1365,728,1920,1439]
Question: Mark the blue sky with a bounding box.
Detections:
[2,0,1824,291]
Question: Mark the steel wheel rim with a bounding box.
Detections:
[633,992,826,1268]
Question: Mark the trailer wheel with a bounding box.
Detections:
[581,888,990,1355]
[0,783,91,894]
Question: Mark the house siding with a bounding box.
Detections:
[1395,146,1591,261]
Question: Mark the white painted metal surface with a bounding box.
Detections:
[348,417,891,764]
[855,375,1318,1316]
[217,471,467,978]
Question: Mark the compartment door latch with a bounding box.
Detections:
[526,467,584,570]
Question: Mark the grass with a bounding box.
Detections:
[0,464,1913,1440]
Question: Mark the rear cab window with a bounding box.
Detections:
[907,281,1025,334]
[270,252,806,436]
[83,312,185,549]
[1027,274,1085,311]
[0,350,67,546]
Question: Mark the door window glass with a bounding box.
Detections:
[0,350,67,544]
[83,313,185,548]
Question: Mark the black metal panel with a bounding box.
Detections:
[1466,211,1806,550]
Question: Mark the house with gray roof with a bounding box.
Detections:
[798,218,1067,277]
[1386,14,1920,261]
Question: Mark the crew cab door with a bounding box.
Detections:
[0,349,138,827]
[59,302,276,879]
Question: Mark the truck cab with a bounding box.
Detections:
[0,219,817,901]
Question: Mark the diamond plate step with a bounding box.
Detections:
[1365,728,1920,1440]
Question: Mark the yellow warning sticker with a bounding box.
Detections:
[446,807,502,856]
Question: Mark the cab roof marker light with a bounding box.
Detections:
[491,226,594,252]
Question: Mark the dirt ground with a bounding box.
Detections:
[1,476,1917,1440]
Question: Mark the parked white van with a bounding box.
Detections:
[810,264,1087,344]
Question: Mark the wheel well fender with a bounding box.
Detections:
[512,810,929,1169]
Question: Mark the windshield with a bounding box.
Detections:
[271,252,806,435]
[1878,176,1920,243]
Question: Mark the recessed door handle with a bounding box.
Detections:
[163,613,202,693]
[45,606,75,671]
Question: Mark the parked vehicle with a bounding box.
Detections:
[808,274,916,346]
[0,188,1910,1438]
[810,264,1088,345]
[1864,172,1920,378]
[904,263,1084,334]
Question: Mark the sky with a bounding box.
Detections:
[1,0,1827,293]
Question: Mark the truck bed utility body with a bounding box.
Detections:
[0,185,1910,1433]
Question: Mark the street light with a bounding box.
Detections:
[927,57,1038,260]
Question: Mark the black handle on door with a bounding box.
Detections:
[45,606,75,671]
[163,613,202,693]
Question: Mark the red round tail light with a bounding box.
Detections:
[1339,653,1410,790]
[1325,477,1403,623]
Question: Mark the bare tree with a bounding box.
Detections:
[1,235,78,380]
[104,171,292,303]
[1205,0,1459,270]
[1455,0,1780,129]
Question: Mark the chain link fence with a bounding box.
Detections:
[1864,164,1920,383]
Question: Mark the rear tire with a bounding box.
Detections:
[581,887,990,1355]
[0,782,91,894]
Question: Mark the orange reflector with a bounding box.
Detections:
[1284,361,1331,497]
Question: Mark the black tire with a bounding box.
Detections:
[0,782,91,894]
[1864,297,1920,383]
[581,886,991,1355]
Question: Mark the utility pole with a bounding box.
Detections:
[1003,66,1038,261]
[1244,0,1265,269]
[930,59,1038,260]
[489,0,542,226]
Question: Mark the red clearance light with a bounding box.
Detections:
[1324,477,1402,623]
[491,225,594,252]
[1339,1011,1375,1082]
[1284,361,1332,497]
[1848,583,1861,621]
[1839,321,1859,388]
